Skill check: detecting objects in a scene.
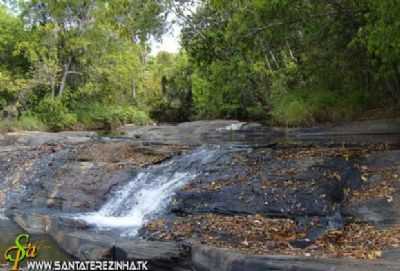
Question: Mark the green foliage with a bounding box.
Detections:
[271,96,311,126]
[87,43,143,105]
[1,0,400,130]
[364,1,400,64]
[0,5,28,73]
[16,113,47,131]
[270,88,372,126]
[145,52,193,122]
[75,104,151,130]
[35,97,77,131]
[0,113,46,132]
[0,0,167,131]
[0,5,29,109]
[180,0,398,125]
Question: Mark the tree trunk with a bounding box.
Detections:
[161,76,167,95]
[270,50,279,69]
[51,77,56,98]
[58,57,72,96]
[131,80,136,98]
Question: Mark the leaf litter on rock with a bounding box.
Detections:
[146,144,400,260]
[145,214,400,260]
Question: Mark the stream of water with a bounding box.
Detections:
[78,146,231,236]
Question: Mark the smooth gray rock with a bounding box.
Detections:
[2,119,400,269]
[192,245,400,271]
[3,131,94,146]
[50,229,191,271]
[119,120,282,146]
[286,119,400,146]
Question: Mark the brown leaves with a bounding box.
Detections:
[274,147,373,161]
[309,223,400,259]
[146,214,301,254]
[146,214,400,260]
[75,142,185,167]
[350,181,395,202]
[147,144,400,260]
[349,166,398,202]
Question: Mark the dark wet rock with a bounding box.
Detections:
[343,199,400,228]
[0,139,185,214]
[7,210,192,270]
[364,150,400,169]
[318,158,363,190]
[2,151,135,212]
[172,157,360,219]
[173,184,337,218]
[291,211,344,248]
[168,154,366,250]
[192,245,400,271]
[342,149,400,228]
[1,120,400,269]
[51,230,191,271]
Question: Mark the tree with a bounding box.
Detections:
[362,0,400,100]
[0,0,172,130]
[181,0,385,124]
[17,0,170,97]
[144,51,193,122]
[0,4,29,112]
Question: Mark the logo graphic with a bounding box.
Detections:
[4,234,38,271]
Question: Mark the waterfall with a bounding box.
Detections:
[78,146,227,236]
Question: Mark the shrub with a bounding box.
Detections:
[271,95,313,126]
[35,97,77,131]
[0,98,6,111]
[149,100,192,123]
[0,113,46,132]
[270,87,370,126]
[17,113,47,131]
[75,104,151,130]
[123,108,152,125]
[0,119,13,132]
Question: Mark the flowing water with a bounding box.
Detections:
[78,146,235,236]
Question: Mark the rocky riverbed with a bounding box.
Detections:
[1,120,400,270]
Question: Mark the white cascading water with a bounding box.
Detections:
[79,147,223,236]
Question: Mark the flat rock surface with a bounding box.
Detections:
[145,144,400,264]
[119,120,281,145]
[1,119,400,271]
[192,245,400,271]
[0,141,185,213]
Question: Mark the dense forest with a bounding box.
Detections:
[0,0,399,131]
